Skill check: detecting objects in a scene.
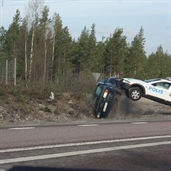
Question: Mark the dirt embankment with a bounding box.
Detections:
[0,93,170,126]
[0,93,94,126]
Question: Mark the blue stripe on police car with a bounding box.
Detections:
[148,86,163,94]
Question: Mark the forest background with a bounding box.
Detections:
[0,0,171,99]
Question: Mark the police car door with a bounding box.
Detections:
[164,83,171,102]
[147,82,171,101]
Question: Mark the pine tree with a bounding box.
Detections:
[148,45,171,78]
[3,9,21,59]
[77,27,90,72]
[93,37,106,73]
[125,27,147,79]
[105,28,127,77]
[88,23,97,72]
[60,26,72,75]
[0,26,7,59]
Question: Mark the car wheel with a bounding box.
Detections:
[128,87,142,101]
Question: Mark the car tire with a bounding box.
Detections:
[128,87,142,101]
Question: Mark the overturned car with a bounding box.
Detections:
[92,77,122,118]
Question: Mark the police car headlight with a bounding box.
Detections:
[123,80,130,84]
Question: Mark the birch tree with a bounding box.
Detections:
[26,0,44,81]
[21,17,29,85]
[39,6,50,83]
[51,13,63,80]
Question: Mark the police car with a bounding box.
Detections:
[166,76,171,81]
[120,78,171,106]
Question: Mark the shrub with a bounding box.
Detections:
[54,107,59,115]
[0,89,6,96]
[44,106,51,113]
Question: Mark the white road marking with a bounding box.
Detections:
[0,135,171,153]
[9,127,35,130]
[0,141,171,164]
[131,122,148,124]
[78,124,98,127]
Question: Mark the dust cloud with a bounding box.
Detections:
[110,94,162,118]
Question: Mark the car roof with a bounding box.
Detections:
[97,77,117,85]
[144,78,171,83]
[166,76,171,80]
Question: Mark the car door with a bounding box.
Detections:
[147,82,171,101]
[165,83,171,102]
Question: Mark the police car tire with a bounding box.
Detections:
[128,87,142,101]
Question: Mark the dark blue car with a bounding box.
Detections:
[92,76,122,118]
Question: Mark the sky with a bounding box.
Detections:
[0,0,170,56]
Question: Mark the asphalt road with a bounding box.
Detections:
[0,119,171,171]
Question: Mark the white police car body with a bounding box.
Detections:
[120,78,171,106]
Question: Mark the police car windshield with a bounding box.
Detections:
[144,78,161,83]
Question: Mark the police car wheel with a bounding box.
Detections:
[129,87,142,101]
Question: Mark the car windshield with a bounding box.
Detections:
[144,78,161,83]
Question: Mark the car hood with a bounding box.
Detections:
[123,78,145,84]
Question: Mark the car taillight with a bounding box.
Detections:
[103,89,109,98]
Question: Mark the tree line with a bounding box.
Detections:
[0,0,170,92]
